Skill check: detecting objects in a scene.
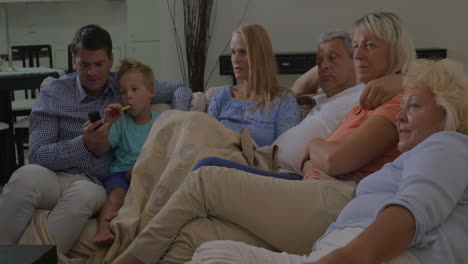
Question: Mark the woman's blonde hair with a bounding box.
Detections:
[403,59,468,134]
[117,58,155,88]
[233,24,288,114]
[352,11,416,75]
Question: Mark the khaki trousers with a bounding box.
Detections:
[160,217,274,264]
[189,228,421,264]
[0,164,106,254]
[125,166,356,263]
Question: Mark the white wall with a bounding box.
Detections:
[159,0,468,89]
[2,0,468,90]
[0,0,127,69]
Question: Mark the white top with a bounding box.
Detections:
[274,84,364,175]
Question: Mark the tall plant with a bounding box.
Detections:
[167,0,215,92]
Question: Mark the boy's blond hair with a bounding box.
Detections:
[117,58,155,87]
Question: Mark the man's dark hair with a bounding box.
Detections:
[70,24,113,57]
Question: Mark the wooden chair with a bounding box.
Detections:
[11,45,53,103]
[13,73,60,167]
[0,122,12,183]
[14,118,29,167]
[10,45,54,166]
[12,45,53,69]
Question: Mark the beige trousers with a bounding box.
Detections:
[0,164,106,254]
[124,166,356,263]
[160,217,274,264]
[189,228,421,264]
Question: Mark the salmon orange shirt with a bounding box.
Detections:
[315,92,403,182]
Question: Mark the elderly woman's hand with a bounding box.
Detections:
[302,161,323,180]
[359,74,403,110]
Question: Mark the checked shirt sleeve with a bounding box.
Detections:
[153,80,193,111]
[28,88,95,173]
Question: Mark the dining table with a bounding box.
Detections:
[0,67,65,182]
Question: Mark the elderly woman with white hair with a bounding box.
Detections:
[190,58,468,263]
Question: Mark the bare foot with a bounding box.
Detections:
[93,225,115,247]
[112,252,144,264]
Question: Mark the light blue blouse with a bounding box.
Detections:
[208,85,301,147]
[320,131,468,264]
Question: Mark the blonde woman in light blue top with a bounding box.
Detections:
[207,24,301,146]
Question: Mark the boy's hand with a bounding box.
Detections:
[104,103,123,124]
[125,168,133,181]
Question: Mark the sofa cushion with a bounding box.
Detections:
[190,92,207,112]
[150,104,172,113]
[205,85,224,103]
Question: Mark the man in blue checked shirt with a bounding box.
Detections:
[0,24,192,254]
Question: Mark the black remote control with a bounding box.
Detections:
[88,111,102,129]
[88,111,101,123]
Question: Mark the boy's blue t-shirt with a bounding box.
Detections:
[108,112,159,173]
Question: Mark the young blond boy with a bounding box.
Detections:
[93,58,159,246]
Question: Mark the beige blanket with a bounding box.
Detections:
[19,110,278,263]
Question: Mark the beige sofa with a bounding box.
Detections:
[41,76,223,114]
[151,85,222,113]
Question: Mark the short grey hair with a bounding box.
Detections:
[317,31,353,58]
